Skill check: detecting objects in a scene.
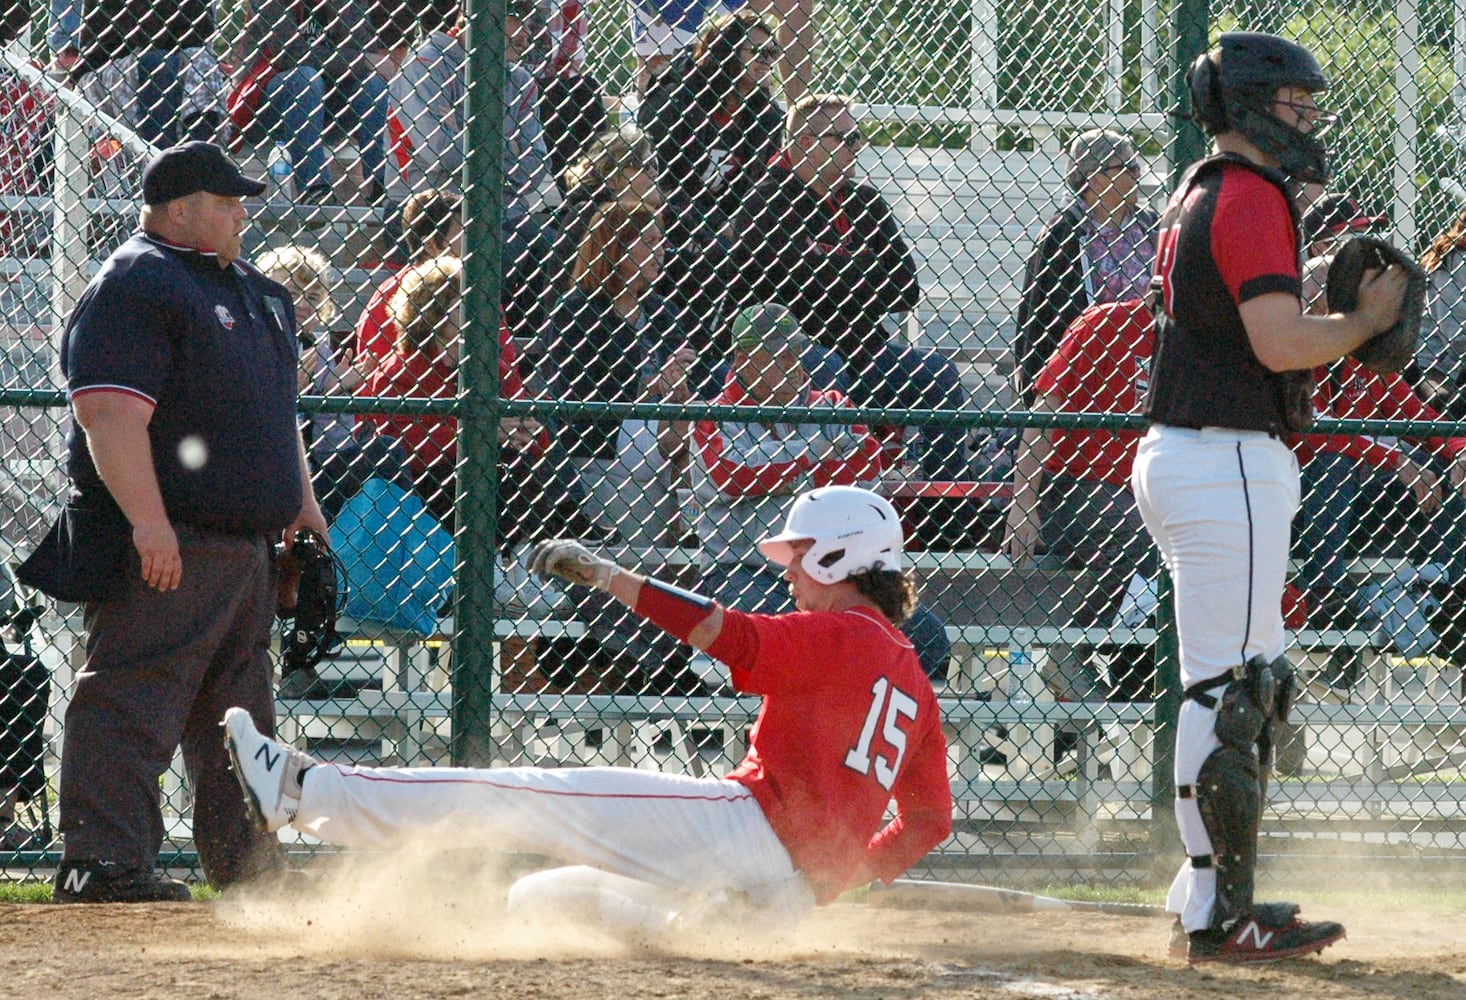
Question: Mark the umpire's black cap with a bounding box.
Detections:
[142,141,266,206]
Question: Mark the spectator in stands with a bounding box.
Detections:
[554,126,664,262]
[258,245,357,450]
[1299,190,1387,260]
[45,0,80,74]
[0,8,54,259]
[361,255,592,617]
[629,0,814,104]
[727,93,970,479]
[256,244,412,525]
[355,188,462,364]
[391,1,555,220]
[1013,129,1158,405]
[691,303,952,681]
[639,11,784,233]
[1001,298,1159,711]
[633,12,789,341]
[239,0,392,203]
[70,0,229,148]
[520,1,609,187]
[547,200,695,546]
[1292,256,1466,671]
[368,0,455,76]
[389,2,556,343]
[1417,205,1466,420]
[552,125,732,369]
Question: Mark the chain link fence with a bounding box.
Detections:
[3,0,1466,889]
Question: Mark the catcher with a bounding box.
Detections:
[225,484,952,937]
[1133,32,1413,964]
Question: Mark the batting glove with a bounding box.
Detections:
[528,539,620,591]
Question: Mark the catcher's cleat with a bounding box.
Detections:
[1167,918,1189,960]
[52,861,191,903]
[1187,906,1345,965]
[223,708,315,833]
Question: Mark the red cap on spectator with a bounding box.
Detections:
[1302,192,1387,247]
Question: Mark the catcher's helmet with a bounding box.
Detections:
[757,485,903,585]
[1187,31,1334,183]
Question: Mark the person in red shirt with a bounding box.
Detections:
[360,254,599,619]
[1292,255,1466,665]
[353,188,462,365]
[223,483,951,936]
[1002,298,1159,707]
[690,303,951,682]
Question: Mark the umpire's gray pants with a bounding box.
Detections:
[59,525,283,886]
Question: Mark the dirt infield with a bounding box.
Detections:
[4,879,1465,999]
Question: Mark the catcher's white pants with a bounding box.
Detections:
[292,762,812,928]
[1131,425,1298,931]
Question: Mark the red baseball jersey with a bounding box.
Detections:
[1295,357,1466,468]
[1033,298,1153,487]
[710,606,953,903]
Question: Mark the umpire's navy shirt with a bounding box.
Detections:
[62,231,303,536]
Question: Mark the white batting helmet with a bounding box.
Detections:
[757,485,904,585]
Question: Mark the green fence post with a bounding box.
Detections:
[1151,567,1181,865]
[453,0,507,767]
[1169,0,1210,186]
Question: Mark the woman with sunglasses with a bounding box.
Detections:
[638,10,786,234]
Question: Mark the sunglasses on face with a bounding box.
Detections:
[817,128,864,149]
[743,43,780,61]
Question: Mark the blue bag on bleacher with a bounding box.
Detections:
[331,478,455,636]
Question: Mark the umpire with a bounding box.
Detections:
[22,141,327,901]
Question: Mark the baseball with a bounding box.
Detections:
[178,435,208,470]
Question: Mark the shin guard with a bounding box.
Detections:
[1191,744,1260,931]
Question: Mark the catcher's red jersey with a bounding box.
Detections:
[713,606,953,902]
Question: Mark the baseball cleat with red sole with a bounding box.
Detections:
[1186,911,1345,965]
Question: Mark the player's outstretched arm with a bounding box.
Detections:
[528,539,726,651]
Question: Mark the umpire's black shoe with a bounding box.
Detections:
[52,861,191,903]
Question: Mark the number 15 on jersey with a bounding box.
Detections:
[844,676,919,791]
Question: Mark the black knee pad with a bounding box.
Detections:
[1195,744,1260,929]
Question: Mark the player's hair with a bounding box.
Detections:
[256,244,338,326]
[846,568,917,625]
[691,10,776,103]
[401,189,462,262]
[570,200,662,298]
[1421,206,1466,273]
[561,125,657,195]
[390,255,462,356]
[786,93,855,139]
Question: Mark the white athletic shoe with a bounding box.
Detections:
[223,707,316,833]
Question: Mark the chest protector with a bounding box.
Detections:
[1147,153,1313,434]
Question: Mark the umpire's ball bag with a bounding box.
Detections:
[0,647,49,803]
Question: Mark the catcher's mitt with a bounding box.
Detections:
[277,529,345,675]
[1325,235,1426,374]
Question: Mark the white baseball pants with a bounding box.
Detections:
[1131,424,1299,931]
[292,762,812,928]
